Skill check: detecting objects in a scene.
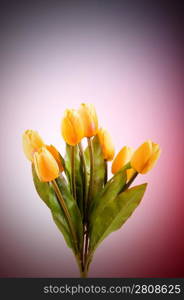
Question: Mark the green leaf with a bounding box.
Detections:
[52,212,72,248]
[32,165,73,249]
[90,163,130,223]
[85,136,105,209]
[90,183,147,251]
[65,144,84,217]
[55,176,83,250]
[32,164,51,208]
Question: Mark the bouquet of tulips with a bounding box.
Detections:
[22,103,161,277]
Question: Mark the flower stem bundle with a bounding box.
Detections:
[22,103,161,277]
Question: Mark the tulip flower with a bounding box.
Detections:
[78,103,98,137]
[22,130,44,161]
[126,168,137,181]
[112,146,134,174]
[61,109,84,146]
[131,140,161,174]
[97,128,115,161]
[33,147,59,182]
[46,145,64,172]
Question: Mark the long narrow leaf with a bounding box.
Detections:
[85,136,105,211]
[90,163,131,223]
[90,183,147,251]
[56,176,83,250]
[65,144,84,217]
[32,165,73,249]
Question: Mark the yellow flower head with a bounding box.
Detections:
[78,103,98,137]
[46,145,64,172]
[61,109,84,146]
[33,146,59,182]
[22,130,44,161]
[131,140,161,174]
[112,146,134,174]
[97,128,115,161]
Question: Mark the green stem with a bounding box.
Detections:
[85,249,94,273]
[78,142,88,219]
[74,242,88,277]
[78,142,89,274]
[52,179,78,253]
[71,146,77,201]
[87,137,94,208]
[120,171,138,193]
[104,160,108,185]
[78,137,95,277]
[74,252,85,277]
[82,268,88,278]
[84,227,89,266]
[82,137,94,275]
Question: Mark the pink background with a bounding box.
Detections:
[1,2,183,277]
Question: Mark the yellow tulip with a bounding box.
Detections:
[78,103,98,137]
[22,130,44,161]
[112,146,134,174]
[131,140,161,174]
[46,145,64,172]
[33,147,59,182]
[126,168,137,181]
[97,128,115,161]
[61,109,84,146]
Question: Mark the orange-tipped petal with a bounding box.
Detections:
[22,130,44,161]
[33,147,59,182]
[112,146,134,174]
[78,103,98,137]
[97,128,115,161]
[61,109,84,145]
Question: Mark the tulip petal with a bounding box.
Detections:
[62,116,77,145]
[22,130,44,161]
[79,103,98,137]
[112,146,133,174]
[34,152,42,180]
[61,109,84,145]
[97,128,115,161]
[46,145,64,172]
[34,148,59,182]
[131,140,152,173]
[141,148,161,174]
[126,168,136,181]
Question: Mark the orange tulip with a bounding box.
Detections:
[61,109,84,146]
[112,146,135,181]
[33,147,59,182]
[131,140,161,174]
[46,145,64,172]
[97,128,115,161]
[78,103,98,137]
[22,130,44,161]
[112,146,134,174]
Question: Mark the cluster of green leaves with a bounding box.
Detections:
[32,136,147,255]
[32,166,83,252]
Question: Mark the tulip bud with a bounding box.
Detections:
[78,103,98,137]
[33,147,59,182]
[112,146,134,174]
[22,130,44,161]
[61,109,84,146]
[131,140,161,174]
[97,128,115,161]
[46,145,64,172]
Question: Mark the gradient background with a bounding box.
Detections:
[1,1,183,277]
